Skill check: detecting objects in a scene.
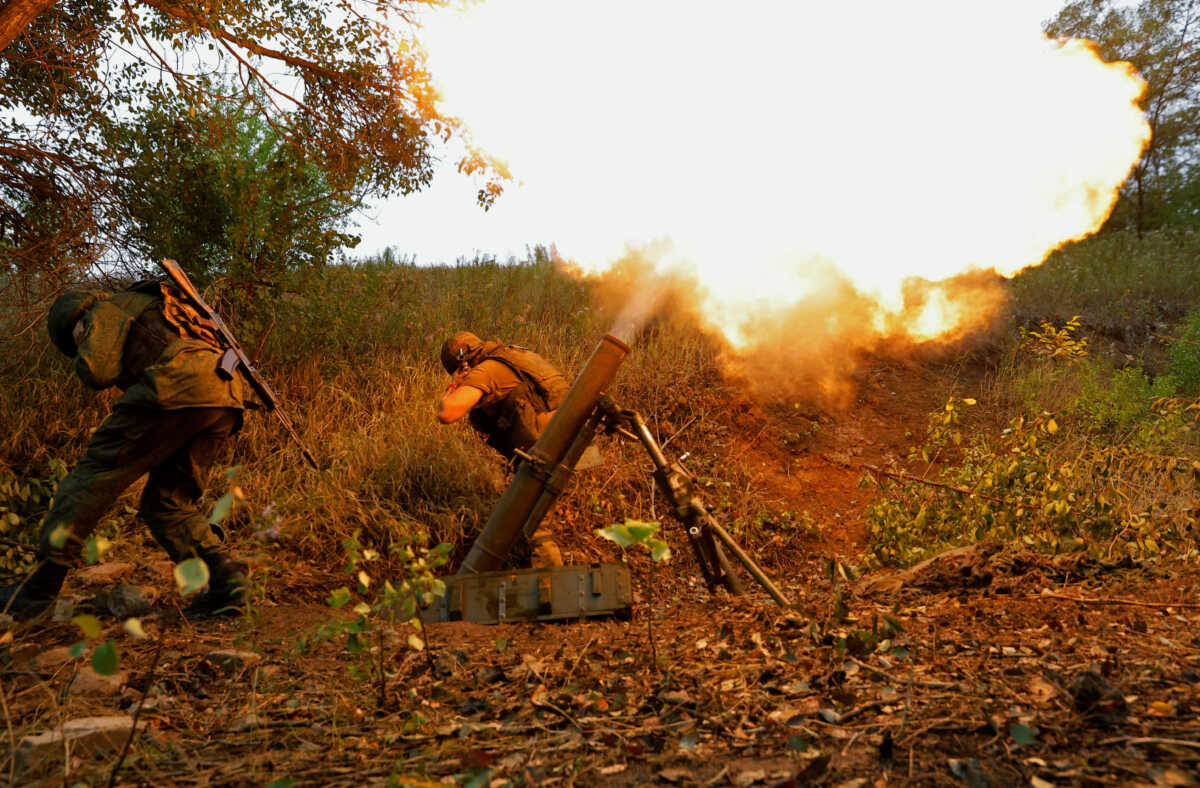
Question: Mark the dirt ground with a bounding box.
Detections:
[3,359,1200,787]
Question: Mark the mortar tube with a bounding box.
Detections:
[519,409,606,542]
[458,334,631,575]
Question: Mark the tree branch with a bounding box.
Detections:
[137,0,361,86]
[0,0,57,54]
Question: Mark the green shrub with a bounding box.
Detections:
[1166,308,1200,395]
[1008,227,1200,337]
[0,459,67,573]
[864,396,1200,568]
[1071,363,1178,436]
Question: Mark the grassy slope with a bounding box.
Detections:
[3,227,1200,578]
[0,253,818,579]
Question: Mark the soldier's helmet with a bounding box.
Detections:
[440,331,484,374]
[47,291,104,357]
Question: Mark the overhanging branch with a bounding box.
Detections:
[0,0,57,53]
[138,0,361,86]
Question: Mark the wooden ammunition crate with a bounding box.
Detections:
[432,563,632,624]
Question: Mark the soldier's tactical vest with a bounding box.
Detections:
[468,343,569,460]
[114,280,223,387]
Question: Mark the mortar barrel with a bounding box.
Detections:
[457,333,631,575]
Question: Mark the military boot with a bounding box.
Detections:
[529,528,564,569]
[186,553,248,618]
[0,561,68,620]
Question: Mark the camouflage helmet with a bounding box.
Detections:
[47,291,105,357]
[440,331,484,374]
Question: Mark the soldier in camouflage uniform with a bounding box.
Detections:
[0,282,248,619]
[437,331,569,567]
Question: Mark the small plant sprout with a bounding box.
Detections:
[597,518,671,667]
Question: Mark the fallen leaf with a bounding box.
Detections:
[1029,676,1059,705]
[658,768,693,783]
[732,768,767,787]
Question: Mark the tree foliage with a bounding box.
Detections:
[0,0,499,306]
[1047,0,1200,233]
[112,82,362,290]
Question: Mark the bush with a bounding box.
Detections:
[864,395,1200,568]
[1008,227,1200,340]
[1166,307,1200,395]
[1071,364,1177,436]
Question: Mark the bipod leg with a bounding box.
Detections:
[615,409,743,596]
[611,406,792,608]
[679,509,744,595]
[696,508,791,607]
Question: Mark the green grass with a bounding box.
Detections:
[1008,226,1200,339]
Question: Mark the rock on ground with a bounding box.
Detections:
[15,716,134,774]
[69,666,126,697]
[93,583,156,618]
[74,562,136,586]
[204,649,262,675]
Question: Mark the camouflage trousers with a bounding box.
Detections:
[39,405,242,567]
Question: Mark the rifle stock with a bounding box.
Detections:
[159,259,319,470]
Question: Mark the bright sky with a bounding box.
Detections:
[351,0,1112,265]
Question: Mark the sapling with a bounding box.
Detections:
[597,518,671,665]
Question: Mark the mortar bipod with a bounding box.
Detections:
[602,402,792,608]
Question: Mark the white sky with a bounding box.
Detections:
[350,0,1096,264]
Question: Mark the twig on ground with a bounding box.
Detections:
[0,674,15,785]
[531,698,583,732]
[107,633,166,788]
[847,657,960,690]
[859,464,1006,504]
[1099,736,1200,750]
[562,635,597,688]
[1033,593,1200,610]
[838,699,888,725]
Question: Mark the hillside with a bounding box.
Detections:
[3,247,1200,786]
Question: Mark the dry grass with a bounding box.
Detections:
[0,252,798,576]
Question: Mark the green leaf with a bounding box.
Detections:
[123,618,148,640]
[91,640,120,675]
[48,524,69,549]
[71,614,103,639]
[68,640,86,658]
[596,523,636,548]
[648,538,672,563]
[83,535,111,566]
[1009,721,1037,746]
[394,594,417,621]
[624,521,660,542]
[174,558,210,597]
[597,519,661,548]
[327,586,351,609]
[209,492,234,525]
[264,778,296,788]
